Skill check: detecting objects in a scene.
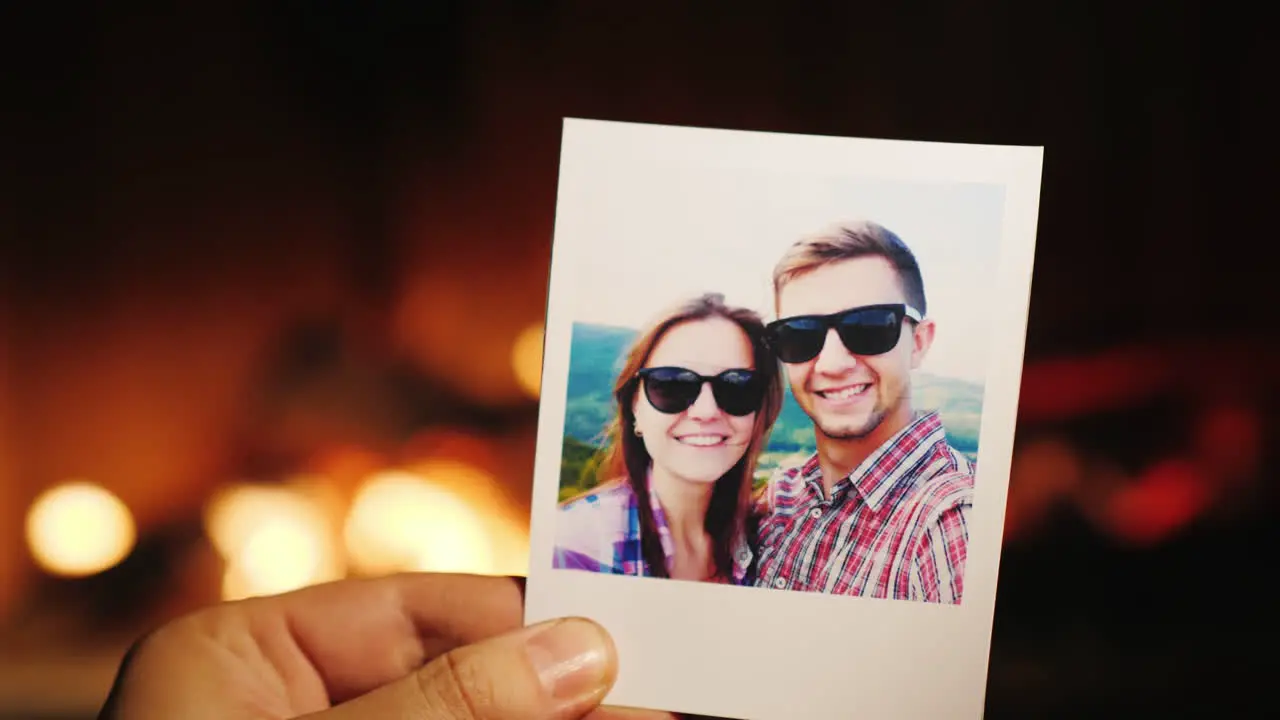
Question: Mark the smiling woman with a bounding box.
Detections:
[551,293,783,585]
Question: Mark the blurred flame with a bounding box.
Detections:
[487,519,531,577]
[223,517,324,600]
[1005,438,1084,542]
[205,483,343,601]
[25,481,136,577]
[1104,459,1210,546]
[416,458,530,575]
[206,485,298,560]
[343,468,496,576]
[512,323,545,399]
[398,430,534,576]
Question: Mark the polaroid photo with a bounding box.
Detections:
[525,118,1043,720]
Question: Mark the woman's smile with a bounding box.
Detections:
[673,433,730,447]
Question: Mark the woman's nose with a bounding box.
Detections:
[685,381,721,418]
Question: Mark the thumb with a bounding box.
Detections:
[315,617,617,720]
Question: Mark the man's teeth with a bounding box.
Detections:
[677,435,726,447]
[823,384,869,400]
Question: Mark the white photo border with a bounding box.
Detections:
[525,118,1044,720]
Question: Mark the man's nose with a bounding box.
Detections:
[686,381,721,418]
[812,328,858,375]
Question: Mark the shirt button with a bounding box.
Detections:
[773,577,786,589]
[809,507,822,519]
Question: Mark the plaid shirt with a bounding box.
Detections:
[553,474,752,585]
[752,411,974,603]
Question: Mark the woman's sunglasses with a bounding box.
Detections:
[631,366,764,417]
[763,303,922,364]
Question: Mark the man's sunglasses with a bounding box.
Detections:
[630,366,765,417]
[763,303,922,364]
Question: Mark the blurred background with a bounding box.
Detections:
[0,2,1272,718]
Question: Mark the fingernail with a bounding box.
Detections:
[525,618,613,702]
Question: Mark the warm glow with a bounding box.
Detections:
[344,469,496,576]
[488,520,532,577]
[223,516,325,600]
[25,481,136,577]
[206,483,343,601]
[399,433,534,577]
[1105,460,1209,546]
[206,484,319,559]
[511,323,545,398]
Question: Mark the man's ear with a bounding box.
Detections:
[909,318,936,369]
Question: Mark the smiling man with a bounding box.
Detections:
[752,220,974,603]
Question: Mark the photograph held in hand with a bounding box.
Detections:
[525,118,1043,720]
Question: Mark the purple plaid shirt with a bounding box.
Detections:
[553,475,752,584]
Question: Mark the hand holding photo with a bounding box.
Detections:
[525,118,1043,719]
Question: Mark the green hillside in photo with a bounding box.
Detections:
[558,321,984,501]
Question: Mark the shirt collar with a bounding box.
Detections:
[799,411,948,513]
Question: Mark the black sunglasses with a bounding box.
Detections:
[629,366,765,417]
[763,303,922,364]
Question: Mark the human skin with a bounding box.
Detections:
[97,573,681,720]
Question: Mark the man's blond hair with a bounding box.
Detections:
[772,219,927,315]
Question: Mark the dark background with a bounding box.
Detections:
[1,2,1273,718]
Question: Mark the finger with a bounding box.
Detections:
[317,617,616,720]
[241,573,526,704]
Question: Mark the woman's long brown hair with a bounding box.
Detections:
[595,293,783,580]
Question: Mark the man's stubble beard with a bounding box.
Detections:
[810,382,911,442]
[814,406,887,441]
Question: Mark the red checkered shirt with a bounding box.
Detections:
[752,411,974,603]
